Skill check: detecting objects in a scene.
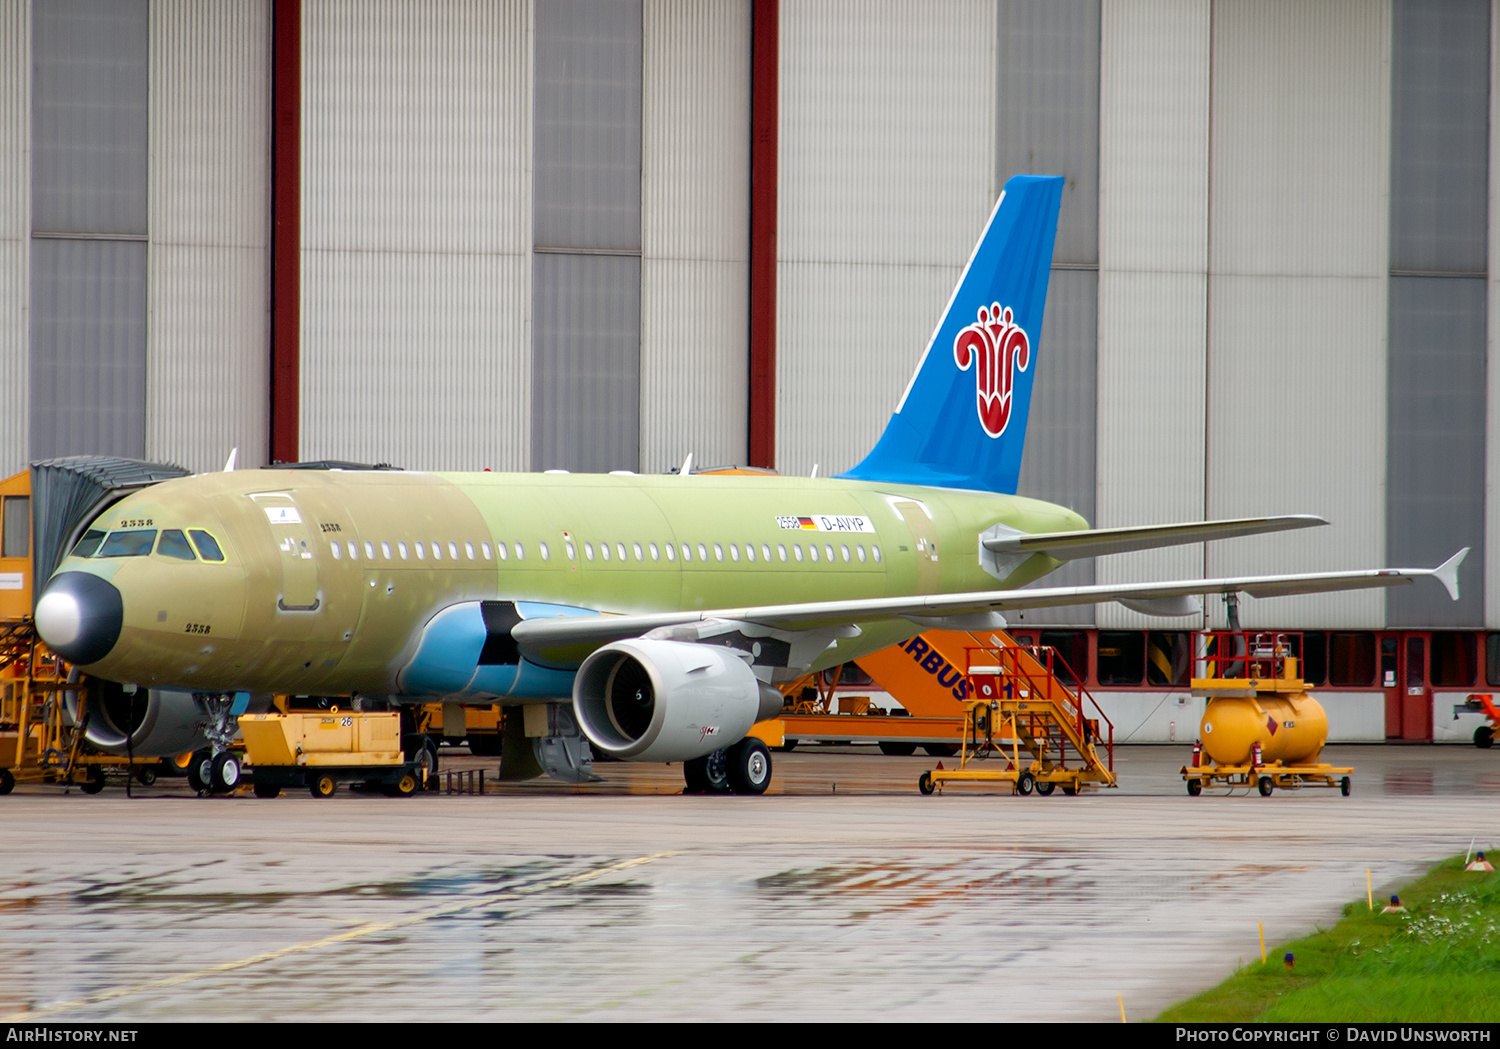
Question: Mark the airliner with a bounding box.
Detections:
[31,175,1465,795]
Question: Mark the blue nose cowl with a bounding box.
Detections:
[35,572,124,666]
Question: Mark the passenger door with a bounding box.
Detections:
[249,492,320,611]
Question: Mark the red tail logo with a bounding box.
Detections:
[953,303,1030,438]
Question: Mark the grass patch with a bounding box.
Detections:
[1155,856,1500,1022]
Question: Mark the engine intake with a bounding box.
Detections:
[64,678,211,757]
[573,639,776,762]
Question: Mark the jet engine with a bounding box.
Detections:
[572,639,781,762]
[64,678,212,758]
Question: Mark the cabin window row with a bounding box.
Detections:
[565,538,881,566]
[332,536,885,567]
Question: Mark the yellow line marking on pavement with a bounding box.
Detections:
[4,851,675,1022]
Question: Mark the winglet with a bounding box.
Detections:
[1433,547,1469,601]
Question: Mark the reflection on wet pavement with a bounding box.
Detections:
[0,745,1495,1021]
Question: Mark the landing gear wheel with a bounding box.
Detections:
[1257,775,1274,797]
[385,771,419,798]
[878,741,917,756]
[1340,776,1351,797]
[0,769,13,795]
[309,774,337,799]
[1186,779,1202,796]
[403,734,439,788]
[922,743,957,757]
[134,767,156,787]
[1475,726,1494,749]
[80,769,105,795]
[185,749,213,795]
[253,782,280,798]
[918,771,936,795]
[684,748,730,794]
[1035,780,1055,796]
[727,738,773,795]
[210,752,241,793]
[1016,771,1034,796]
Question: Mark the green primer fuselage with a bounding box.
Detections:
[54,469,1086,698]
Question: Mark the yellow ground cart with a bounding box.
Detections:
[239,702,432,798]
[1180,631,1352,797]
[918,638,1116,796]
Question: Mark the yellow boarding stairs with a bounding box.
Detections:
[918,634,1116,796]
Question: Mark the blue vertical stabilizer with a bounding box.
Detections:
[839,174,1063,494]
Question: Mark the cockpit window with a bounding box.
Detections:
[157,529,196,561]
[71,529,106,558]
[189,530,225,562]
[97,529,157,558]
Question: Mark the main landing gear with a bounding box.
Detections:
[683,738,772,795]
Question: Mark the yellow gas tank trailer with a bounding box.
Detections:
[1182,632,1351,797]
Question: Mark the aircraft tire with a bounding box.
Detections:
[0,769,13,795]
[211,752,242,793]
[309,774,337,799]
[403,734,439,787]
[1257,775,1274,797]
[186,750,213,794]
[253,782,280,798]
[1015,771,1034,796]
[878,742,917,756]
[683,749,730,794]
[1034,779,1055,796]
[1476,726,1494,749]
[727,739,772,795]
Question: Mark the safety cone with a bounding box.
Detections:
[1283,952,1295,970]
[1382,894,1406,913]
[1466,851,1494,872]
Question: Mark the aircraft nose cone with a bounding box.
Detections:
[35,572,124,666]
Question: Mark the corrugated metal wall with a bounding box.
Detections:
[0,2,28,477]
[30,0,150,462]
[531,0,643,474]
[148,0,271,475]
[1490,0,1500,630]
[1002,0,1100,625]
[1386,0,1489,628]
[300,0,532,471]
[1095,0,1210,630]
[776,0,996,479]
[1205,0,1392,629]
[639,0,750,473]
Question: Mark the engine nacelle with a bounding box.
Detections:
[573,639,777,762]
[65,679,212,758]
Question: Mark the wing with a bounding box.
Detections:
[981,514,1325,561]
[511,548,1469,666]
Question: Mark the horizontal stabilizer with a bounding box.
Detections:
[981,515,1326,561]
[510,550,1466,664]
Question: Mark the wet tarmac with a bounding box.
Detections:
[0,744,1497,1021]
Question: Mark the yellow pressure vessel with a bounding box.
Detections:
[1199,694,1328,766]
